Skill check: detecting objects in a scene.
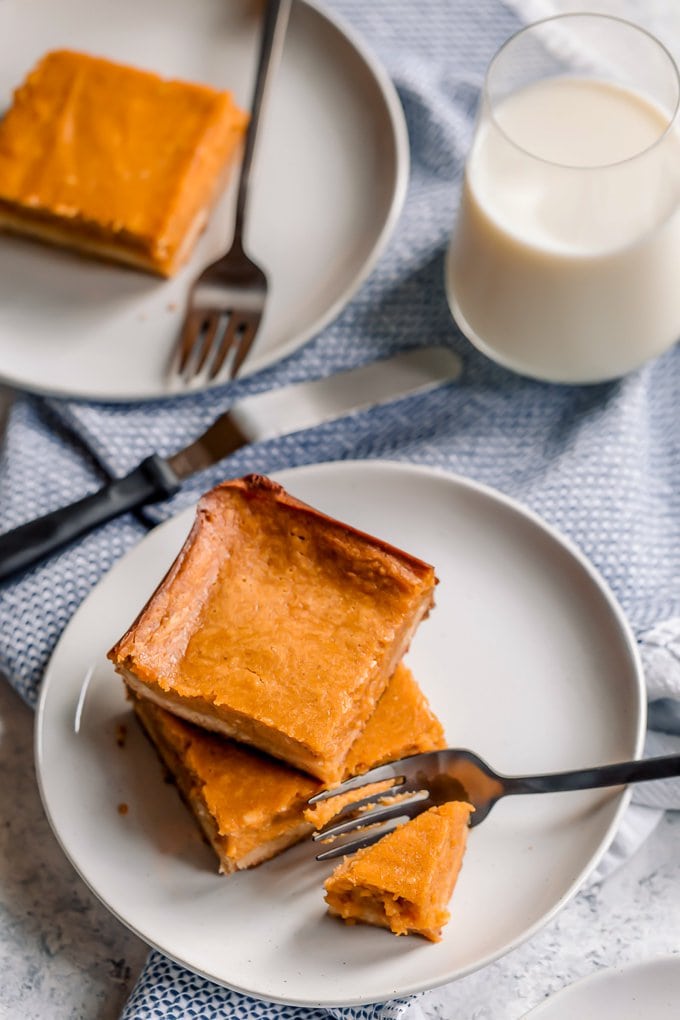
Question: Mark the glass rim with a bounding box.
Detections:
[483,12,680,171]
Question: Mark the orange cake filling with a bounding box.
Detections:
[303,664,445,828]
[110,475,437,782]
[130,662,445,874]
[132,694,312,872]
[0,49,248,275]
[324,801,473,942]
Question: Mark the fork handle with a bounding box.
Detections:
[233,0,292,244]
[0,455,180,582]
[504,753,680,796]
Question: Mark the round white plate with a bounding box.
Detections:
[522,956,680,1019]
[0,0,408,401]
[35,461,644,1007]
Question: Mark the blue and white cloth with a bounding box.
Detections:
[1,1,679,1017]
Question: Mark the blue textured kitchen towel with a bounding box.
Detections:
[1,1,679,1018]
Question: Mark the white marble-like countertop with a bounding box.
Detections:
[0,680,148,1019]
[0,671,679,1019]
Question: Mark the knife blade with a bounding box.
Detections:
[0,346,460,581]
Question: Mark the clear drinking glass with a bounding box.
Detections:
[445,15,680,383]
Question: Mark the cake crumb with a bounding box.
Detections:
[117,802,129,815]
[115,723,127,748]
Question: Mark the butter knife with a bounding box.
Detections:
[0,346,460,581]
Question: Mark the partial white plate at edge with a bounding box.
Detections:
[35,461,645,1006]
[522,955,680,1019]
[0,0,408,401]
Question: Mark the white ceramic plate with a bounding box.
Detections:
[0,0,408,401]
[35,461,644,1007]
[522,956,680,1019]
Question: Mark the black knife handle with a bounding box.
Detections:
[0,454,181,583]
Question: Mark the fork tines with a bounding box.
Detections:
[314,818,412,862]
[307,760,406,804]
[308,761,434,861]
[177,307,262,383]
[313,792,432,862]
[312,788,429,842]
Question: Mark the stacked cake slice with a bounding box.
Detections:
[108,474,470,941]
[128,660,444,875]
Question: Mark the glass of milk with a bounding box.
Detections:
[445,15,680,383]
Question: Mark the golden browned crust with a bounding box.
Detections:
[109,475,437,782]
[0,49,248,275]
[324,801,473,941]
[127,661,445,875]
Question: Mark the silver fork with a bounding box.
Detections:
[175,0,291,384]
[309,747,680,861]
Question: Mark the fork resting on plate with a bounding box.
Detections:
[309,747,680,860]
[175,0,291,384]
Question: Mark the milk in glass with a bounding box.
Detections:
[447,75,680,382]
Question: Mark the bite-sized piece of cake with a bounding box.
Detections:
[0,50,248,275]
[109,475,437,783]
[129,662,445,874]
[324,801,473,942]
